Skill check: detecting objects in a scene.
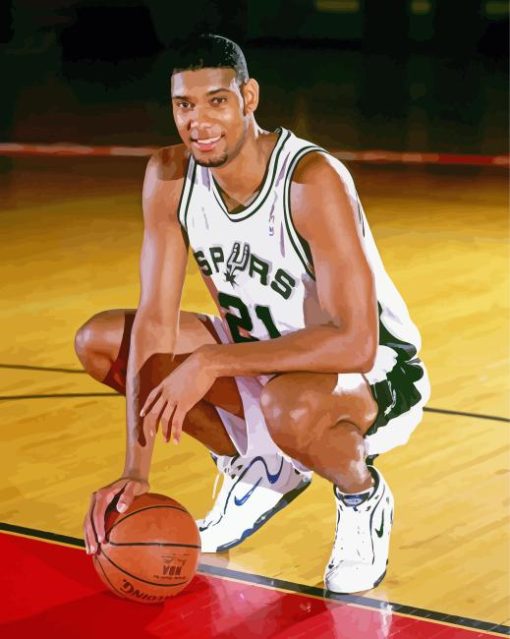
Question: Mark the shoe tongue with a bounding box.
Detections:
[212,453,237,473]
[335,486,372,507]
[341,493,370,507]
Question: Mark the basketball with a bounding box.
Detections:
[93,493,201,604]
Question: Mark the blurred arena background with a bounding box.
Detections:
[0,0,507,153]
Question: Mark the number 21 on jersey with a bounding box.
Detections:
[218,292,281,343]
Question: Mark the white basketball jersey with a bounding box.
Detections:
[178,128,422,375]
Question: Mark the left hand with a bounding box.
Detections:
[139,350,216,445]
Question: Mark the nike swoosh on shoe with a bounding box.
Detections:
[375,512,385,538]
[233,456,285,506]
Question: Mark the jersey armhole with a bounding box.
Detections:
[177,157,196,232]
[283,146,326,280]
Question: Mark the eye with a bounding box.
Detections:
[175,101,192,110]
[211,96,227,105]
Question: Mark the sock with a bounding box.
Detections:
[335,468,379,507]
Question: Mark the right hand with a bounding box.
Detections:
[83,477,149,555]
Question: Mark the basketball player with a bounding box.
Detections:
[78,34,430,593]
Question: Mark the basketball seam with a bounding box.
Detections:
[100,547,191,588]
[94,554,127,599]
[107,504,187,536]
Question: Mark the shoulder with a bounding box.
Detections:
[145,143,189,183]
[289,150,358,236]
[142,143,190,225]
[291,150,353,191]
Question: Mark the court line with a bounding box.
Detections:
[0,363,85,373]
[0,141,508,167]
[0,390,508,424]
[0,392,118,400]
[2,363,509,424]
[423,407,510,423]
[0,522,508,636]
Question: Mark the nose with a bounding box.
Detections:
[187,104,216,133]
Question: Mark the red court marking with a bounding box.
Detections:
[0,532,503,638]
[0,142,508,167]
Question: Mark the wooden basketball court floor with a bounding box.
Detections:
[0,155,508,637]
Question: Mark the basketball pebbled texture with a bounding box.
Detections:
[93,493,201,604]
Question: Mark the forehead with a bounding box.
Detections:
[171,67,238,96]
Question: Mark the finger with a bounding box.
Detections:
[170,408,186,445]
[140,386,162,417]
[83,496,97,555]
[117,480,143,514]
[91,493,108,545]
[93,486,124,544]
[144,395,167,437]
[84,519,96,555]
[84,493,98,554]
[138,394,165,446]
[161,402,177,442]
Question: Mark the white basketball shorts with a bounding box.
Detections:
[204,315,431,461]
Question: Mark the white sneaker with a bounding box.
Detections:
[324,467,394,593]
[197,453,312,552]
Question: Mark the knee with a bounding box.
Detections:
[74,313,105,366]
[260,385,321,455]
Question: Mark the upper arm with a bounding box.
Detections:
[136,146,189,331]
[290,153,378,362]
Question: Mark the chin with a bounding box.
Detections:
[193,152,229,168]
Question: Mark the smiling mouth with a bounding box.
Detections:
[191,135,222,152]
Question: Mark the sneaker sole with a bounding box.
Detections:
[213,478,312,553]
[324,563,388,595]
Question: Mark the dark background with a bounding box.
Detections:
[1,0,508,153]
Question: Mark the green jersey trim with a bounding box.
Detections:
[178,157,197,232]
[378,304,418,361]
[365,303,424,436]
[211,128,291,222]
[283,145,326,280]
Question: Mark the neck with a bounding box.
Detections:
[211,121,277,209]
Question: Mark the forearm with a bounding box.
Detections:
[202,325,377,378]
[123,368,156,479]
[123,324,177,477]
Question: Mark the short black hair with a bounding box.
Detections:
[172,34,249,84]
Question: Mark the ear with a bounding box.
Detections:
[241,78,259,115]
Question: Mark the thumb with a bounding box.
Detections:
[116,482,138,513]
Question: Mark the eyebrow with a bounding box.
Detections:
[172,88,232,100]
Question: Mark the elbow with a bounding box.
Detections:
[340,330,377,374]
[357,333,377,373]
[357,350,376,374]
